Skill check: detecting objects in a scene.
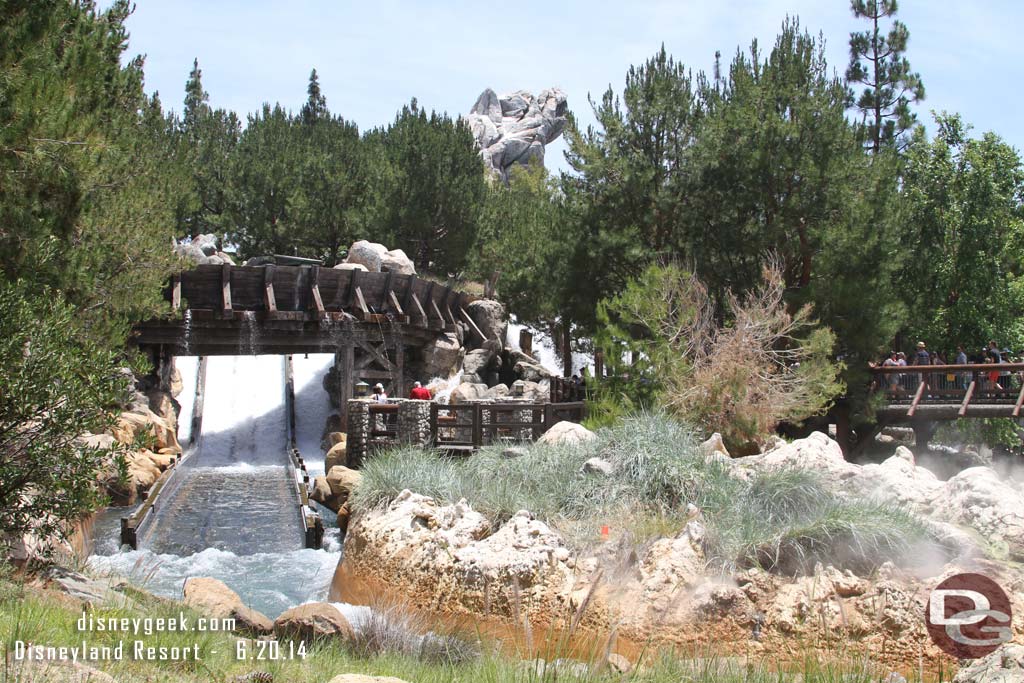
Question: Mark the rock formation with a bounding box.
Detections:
[467,88,568,181]
[335,431,1024,670]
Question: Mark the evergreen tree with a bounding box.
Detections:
[300,68,328,126]
[846,0,925,152]
[369,99,486,273]
[898,113,1024,354]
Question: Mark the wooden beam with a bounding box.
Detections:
[388,290,405,316]
[355,286,370,315]
[460,307,486,341]
[220,264,232,318]
[310,266,325,315]
[430,297,445,325]
[171,275,181,310]
[347,269,361,310]
[356,340,397,372]
[410,292,428,325]
[380,270,393,311]
[395,337,405,398]
[958,380,976,417]
[423,281,436,319]
[443,288,458,326]
[1013,382,1024,418]
[263,265,278,314]
[402,274,417,312]
[906,380,927,418]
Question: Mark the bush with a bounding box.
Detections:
[355,413,936,574]
[0,281,122,556]
[596,262,845,452]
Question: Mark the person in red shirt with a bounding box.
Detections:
[409,381,432,401]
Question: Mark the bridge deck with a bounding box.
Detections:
[870,363,1024,422]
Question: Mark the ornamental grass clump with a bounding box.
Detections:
[355,412,939,575]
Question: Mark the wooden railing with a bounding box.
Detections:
[429,401,587,451]
[870,363,1024,419]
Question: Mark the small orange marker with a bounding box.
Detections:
[600,525,610,539]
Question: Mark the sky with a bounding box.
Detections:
[118,1,1023,174]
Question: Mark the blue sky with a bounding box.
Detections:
[120,1,1022,174]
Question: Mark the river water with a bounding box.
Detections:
[88,354,367,624]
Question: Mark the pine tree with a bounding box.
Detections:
[300,68,328,126]
[183,58,209,130]
[846,0,925,152]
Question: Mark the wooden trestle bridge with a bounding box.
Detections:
[133,263,488,411]
[834,364,1024,452]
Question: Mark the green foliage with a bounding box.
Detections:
[846,0,925,152]
[369,99,486,273]
[356,413,933,574]
[0,281,121,553]
[0,0,181,348]
[595,262,844,450]
[898,113,1024,355]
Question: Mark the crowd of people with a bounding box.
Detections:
[874,340,1021,394]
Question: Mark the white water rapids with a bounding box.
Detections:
[87,354,368,622]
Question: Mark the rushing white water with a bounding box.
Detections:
[292,353,335,475]
[507,320,593,376]
[89,354,346,618]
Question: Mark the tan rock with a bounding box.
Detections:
[699,432,730,458]
[147,449,176,470]
[327,432,347,448]
[183,577,273,635]
[336,503,351,533]
[274,603,354,642]
[537,421,596,446]
[311,476,338,511]
[326,466,362,504]
[606,653,632,674]
[325,440,348,472]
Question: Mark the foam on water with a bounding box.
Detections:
[88,547,342,619]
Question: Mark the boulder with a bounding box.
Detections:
[326,431,347,448]
[169,366,184,397]
[344,240,388,272]
[182,577,273,635]
[325,439,348,472]
[333,262,368,272]
[422,331,464,379]
[465,299,507,343]
[450,382,488,404]
[381,248,415,275]
[173,241,205,265]
[192,233,219,255]
[952,643,1024,682]
[310,476,336,510]
[274,603,354,642]
[938,467,1024,560]
[45,567,137,609]
[462,348,494,378]
[326,466,362,504]
[582,457,613,475]
[484,383,510,400]
[606,653,633,674]
[537,421,596,447]
[336,502,351,533]
[699,432,730,458]
[514,360,552,383]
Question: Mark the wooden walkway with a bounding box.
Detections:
[870,363,1024,420]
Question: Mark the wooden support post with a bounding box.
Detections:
[171,274,181,311]
[402,274,417,312]
[263,265,278,315]
[380,271,393,311]
[388,290,405,316]
[958,380,976,417]
[906,381,926,418]
[310,266,325,315]
[395,337,405,398]
[340,344,354,432]
[423,281,436,321]
[472,405,482,448]
[410,293,427,324]
[355,286,370,315]
[347,269,360,311]
[443,288,458,326]
[220,264,233,318]
[1013,382,1024,418]
[460,307,487,341]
